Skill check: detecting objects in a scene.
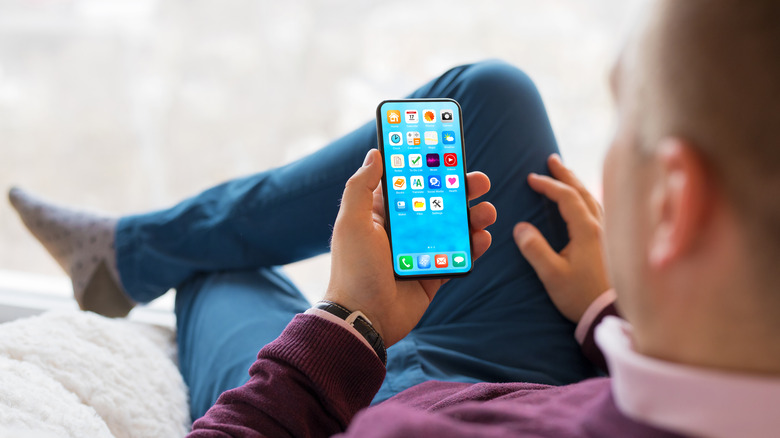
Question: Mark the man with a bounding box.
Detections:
[9,0,780,436]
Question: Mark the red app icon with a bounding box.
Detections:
[443,153,457,167]
[435,254,448,268]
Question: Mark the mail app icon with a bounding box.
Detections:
[435,254,448,268]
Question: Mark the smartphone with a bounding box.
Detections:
[376,98,473,279]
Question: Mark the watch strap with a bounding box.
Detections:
[314,301,387,365]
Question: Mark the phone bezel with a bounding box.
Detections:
[376,98,474,280]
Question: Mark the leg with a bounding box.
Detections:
[175,267,309,421]
[122,60,594,406]
[375,60,600,402]
[116,124,375,303]
[11,61,595,417]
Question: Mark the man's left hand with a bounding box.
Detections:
[324,149,496,347]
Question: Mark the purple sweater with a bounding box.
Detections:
[188,313,683,437]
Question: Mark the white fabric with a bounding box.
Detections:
[574,288,616,344]
[597,316,780,438]
[0,311,190,438]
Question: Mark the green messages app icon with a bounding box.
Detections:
[452,253,467,268]
[399,256,414,270]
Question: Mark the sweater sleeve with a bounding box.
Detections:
[573,289,620,374]
[188,314,386,438]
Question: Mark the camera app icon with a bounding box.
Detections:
[440,110,454,123]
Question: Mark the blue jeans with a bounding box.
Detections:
[115,60,600,421]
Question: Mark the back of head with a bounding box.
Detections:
[643,0,780,290]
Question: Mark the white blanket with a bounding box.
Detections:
[0,311,190,437]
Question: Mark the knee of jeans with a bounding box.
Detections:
[454,60,553,159]
[458,60,543,109]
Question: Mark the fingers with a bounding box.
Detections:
[372,211,385,227]
[372,182,385,219]
[527,173,600,240]
[513,222,563,280]
[547,154,603,219]
[338,149,384,225]
[471,229,492,261]
[469,201,497,231]
[466,171,490,201]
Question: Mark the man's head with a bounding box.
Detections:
[603,0,780,372]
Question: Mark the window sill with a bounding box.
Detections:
[0,269,175,328]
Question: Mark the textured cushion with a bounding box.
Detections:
[0,311,189,437]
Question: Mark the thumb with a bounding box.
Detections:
[513,222,563,280]
[338,149,383,224]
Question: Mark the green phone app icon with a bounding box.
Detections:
[452,253,467,268]
[399,255,414,270]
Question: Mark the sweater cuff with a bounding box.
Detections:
[305,308,376,355]
[575,289,617,345]
[260,314,386,421]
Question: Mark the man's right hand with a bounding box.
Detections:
[513,154,611,323]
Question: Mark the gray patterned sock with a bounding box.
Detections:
[8,187,135,317]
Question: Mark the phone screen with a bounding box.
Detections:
[376,99,472,278]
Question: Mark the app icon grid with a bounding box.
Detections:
[382,101,471,274]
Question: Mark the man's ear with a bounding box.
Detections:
[647,138,713,269]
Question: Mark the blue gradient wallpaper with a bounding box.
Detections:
[377,99,472,277]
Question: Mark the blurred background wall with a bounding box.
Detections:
[0,0,645,302]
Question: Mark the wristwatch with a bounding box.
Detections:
[314,300,387,365]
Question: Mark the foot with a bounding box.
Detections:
[8,187,135,317]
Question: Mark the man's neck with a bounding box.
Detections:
[635,300,780,376]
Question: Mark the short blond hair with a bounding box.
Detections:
[643,0,780,276]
